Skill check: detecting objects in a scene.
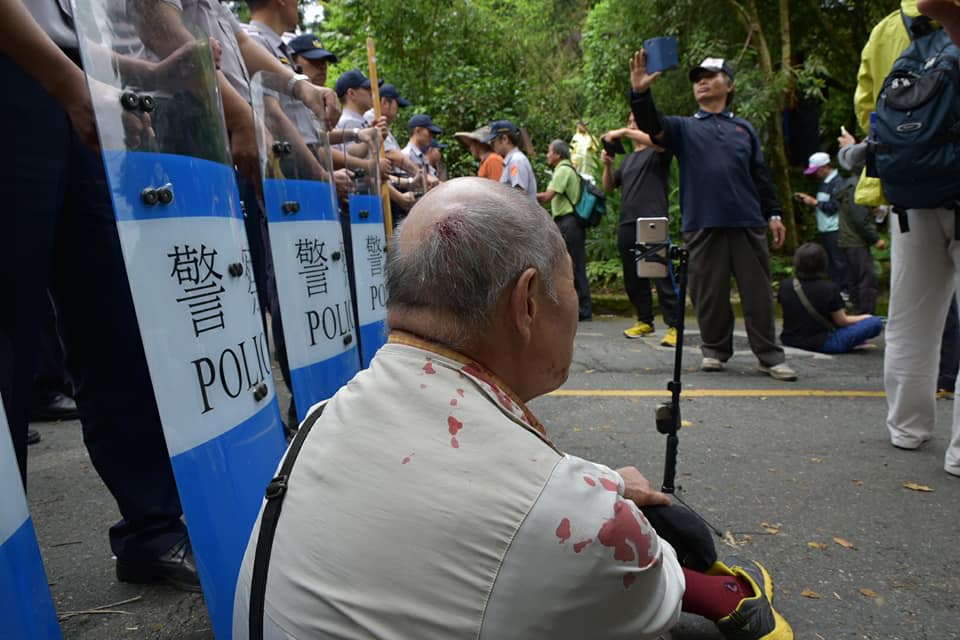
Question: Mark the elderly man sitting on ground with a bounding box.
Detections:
[233,178,793,640]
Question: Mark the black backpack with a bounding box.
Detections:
[872,12,960,210]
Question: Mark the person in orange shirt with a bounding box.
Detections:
[455,126,504,181]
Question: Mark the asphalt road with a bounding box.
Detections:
[25,315,960,639]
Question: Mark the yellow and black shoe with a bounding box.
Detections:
[661,326,678,347]
[710,555,793,639]
[623,321,655,339]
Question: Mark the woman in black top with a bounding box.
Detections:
[778,243,882,353]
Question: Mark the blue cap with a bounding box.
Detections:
[334,68,382,97]
[288,34,338,63]
[408,114,442,134]
[428,139,447,149]
[482,120,518,143]
[380,83,410,108]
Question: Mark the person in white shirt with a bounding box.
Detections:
[234,178,794,640]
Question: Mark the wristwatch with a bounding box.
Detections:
[769,215,782,221]
[286,73,309,96]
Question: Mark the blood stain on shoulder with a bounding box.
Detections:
[583,475,597,487]
[402,453,415,464]
[555,518,571,543]
[423,359,436,374]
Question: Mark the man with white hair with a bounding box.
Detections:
[233,178,793,640]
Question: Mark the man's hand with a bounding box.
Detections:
[617,466,672,508]
[837,125,856,149]
[794,192,816,207]
[601,150,613,168]
[297,83,340,131]
[769,217,786,249]
[875,238,887,250]
[396,190,416,208]
[333,168,353,197]
[425,174,440,191]
[630,49,661,93]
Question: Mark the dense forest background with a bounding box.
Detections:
[238,0,901,292]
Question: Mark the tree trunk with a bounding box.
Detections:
[745,0,798,253]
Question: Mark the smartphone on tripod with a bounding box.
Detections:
[636,217,669,278]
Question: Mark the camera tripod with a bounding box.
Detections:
[633,240,723,537]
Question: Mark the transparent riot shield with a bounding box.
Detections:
[250,72,360,422]
[343,123,388,368]
[70,2,286,637]
[0,407,61,639]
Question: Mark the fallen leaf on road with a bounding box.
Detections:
[852,479,864,486]
[583,369,595,374]
[833,592,842,600]
[810,457,823,463]
[761,522,781,534]
[722,530,751,548]
[833,537,856,549]
[681,420,694,427]
[903,482,933,492]
[807,541,828,550]
[801,589,822,599]
[572,427,581,432]
[859,588,877,598]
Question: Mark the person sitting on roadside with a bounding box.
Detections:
[778,243,882,354]
[233,177,793,640]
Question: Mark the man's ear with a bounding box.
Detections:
[508,267,539,343]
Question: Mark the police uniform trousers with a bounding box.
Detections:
[681,226,785,367]
[884,207,960,475]
[0,55,187,560]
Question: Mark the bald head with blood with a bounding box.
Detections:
[386,177,578,401]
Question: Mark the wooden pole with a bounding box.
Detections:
[365,37,393,240]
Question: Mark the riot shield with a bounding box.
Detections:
[343,122,389,368]
[250,72,360,422]
[0,407,61,639]
[70,3,286,637]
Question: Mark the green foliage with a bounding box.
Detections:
[278,0,900,300]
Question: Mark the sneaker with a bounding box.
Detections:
[758,363,797,381]
[937,388,954,400]
[661,326,678,347]
[711,556,793,640]
[623,321,654,339]
[701,356,724,372]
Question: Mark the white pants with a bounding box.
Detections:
[884,207,960,475]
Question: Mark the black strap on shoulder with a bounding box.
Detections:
[249,401,327,640]
[791,278,835,331]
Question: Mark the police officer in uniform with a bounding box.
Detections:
[1,0,199,590]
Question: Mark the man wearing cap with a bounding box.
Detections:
[795,152,848,294]
[427,139,448,182]
[403,114,443,192]
[363,83,421,209]
[629,51,797,381]
[485,120,537,203]
[289,33,338,88]
[454,127,504,181]
[334,68,379,142]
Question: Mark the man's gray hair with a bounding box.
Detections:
[550,139,570,159]
[387,178,568,342]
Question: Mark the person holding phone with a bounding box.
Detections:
[628,52,796,381]
[601,112,681,346]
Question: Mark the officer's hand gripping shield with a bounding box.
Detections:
[70,4,286,637]
[250,71,361,422]
[339,123,388,367]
